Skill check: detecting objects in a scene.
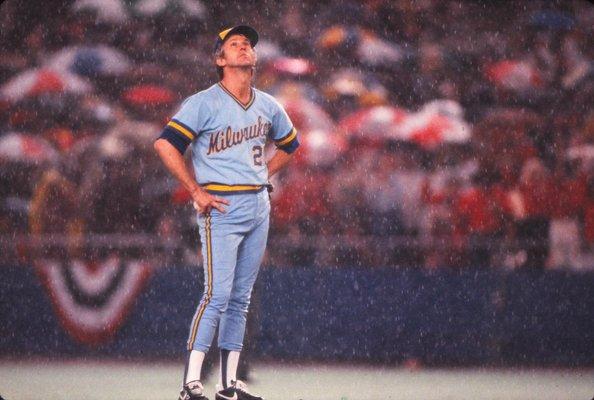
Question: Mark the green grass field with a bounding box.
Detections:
[1,360,593,400]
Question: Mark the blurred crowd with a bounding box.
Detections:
[1,0,593,269]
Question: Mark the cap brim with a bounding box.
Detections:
[221,25,259,47]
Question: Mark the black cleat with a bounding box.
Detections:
[234,379,263,400]
[179,380,209,400]
[214,380,263,400]
[214,385,237,400]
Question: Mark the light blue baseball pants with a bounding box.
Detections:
[187,189,270,352]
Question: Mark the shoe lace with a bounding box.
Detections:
[186,380,204,395]
[232,379,249,393]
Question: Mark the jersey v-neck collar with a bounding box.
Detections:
[217,82,255,111]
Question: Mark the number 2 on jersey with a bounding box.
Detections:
[252,145,263,166]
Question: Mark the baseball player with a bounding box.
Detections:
[154,26,299,400]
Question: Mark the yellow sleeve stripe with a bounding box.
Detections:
[167,121,195,140]
[275,128,297,146]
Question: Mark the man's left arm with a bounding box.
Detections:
[267,149,294,178]
[269,100,299,178]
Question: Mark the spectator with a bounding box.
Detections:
[546,159,585,269]
[455,171,507,268]
[0,0,592,269]
[512,158,554,269]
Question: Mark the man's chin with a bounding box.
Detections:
[228,63,256,70]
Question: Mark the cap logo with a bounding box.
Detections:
[214,25,258,55]
[218,28,233,41]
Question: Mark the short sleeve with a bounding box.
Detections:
[270,101,299,154]
[168,94,209,140]
[157,94,208,154]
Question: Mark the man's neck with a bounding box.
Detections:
[220,68,253,104]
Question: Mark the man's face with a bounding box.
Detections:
[216,34,257,69]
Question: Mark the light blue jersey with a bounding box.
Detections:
[157,81,299,356]
[163,82,298,192]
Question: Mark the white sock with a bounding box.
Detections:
[185,350,206,384]
[219,349,240,388]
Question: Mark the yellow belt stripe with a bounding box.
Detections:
[276,128,297,146]
[203,184,263,192]
[168,121,195,140]
[187,213,212,350]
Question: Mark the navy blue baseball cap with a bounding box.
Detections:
[214,25,259,54]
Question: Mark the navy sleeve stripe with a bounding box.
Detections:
[277,137,300,154]
[158,127,192,154]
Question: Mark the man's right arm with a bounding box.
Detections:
[154,138,229,214]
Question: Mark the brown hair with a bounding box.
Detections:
[215,47,225,80]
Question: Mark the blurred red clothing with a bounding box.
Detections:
[456,185,506,235]
[122,85,175,106]
[485,60,542,91]
[584,203,594,244]
[519,177,554,218]
[549,174,586,219]
[272,171,332,226]
[583,175,594,244]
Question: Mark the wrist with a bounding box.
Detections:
[188,184,203,196]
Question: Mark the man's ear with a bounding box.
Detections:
[216,55,226,68]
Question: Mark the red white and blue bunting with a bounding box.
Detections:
[34,256,151,346]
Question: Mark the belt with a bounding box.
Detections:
[202,183,272,195]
